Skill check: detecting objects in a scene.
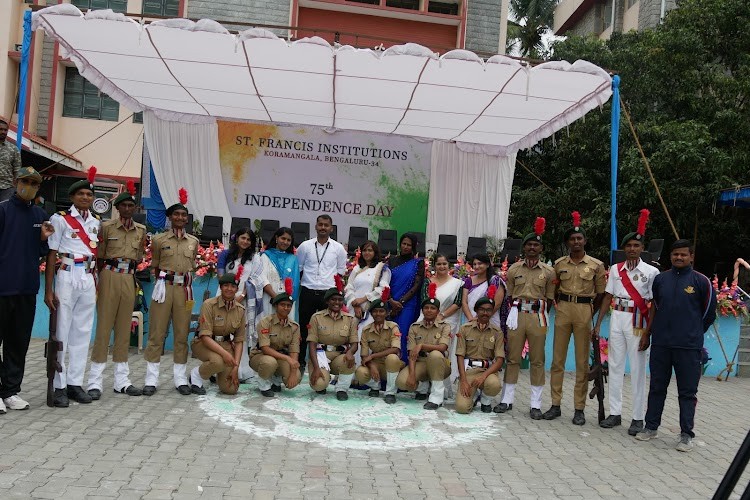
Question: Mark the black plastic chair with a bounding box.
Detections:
[378,229,398,257]
[436,234,458,262]
[647,239,664,267]
[200,215,223,245]
[330,224,338,242]
[230,217,252,236]
[291,222,309,246]
[347,226,369,255]
[410,231,426,256]
[260,219,280,246]
[132,213,146,225]
[186,214,194,235]
[466,237,487,260]
[501,238,522,263]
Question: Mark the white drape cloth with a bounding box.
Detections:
[426,141,516,253]
[144,111,232,234]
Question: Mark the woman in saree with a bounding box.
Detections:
[344,240,391,364]
[461,253,509,332]
[387,233,424,363]
[417,253,464,397]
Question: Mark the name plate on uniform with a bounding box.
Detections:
[173,275,185,284]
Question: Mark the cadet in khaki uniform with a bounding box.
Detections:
[543,212,606,425]
[142,190,199,396]
[456,296,505,414]
[190,272,246,395]
[307,287,359,400]
[354,294,404,404]
[86,183,146,399]
[395,295,451,410]
[496,217,556,419]
[250,287,301,397]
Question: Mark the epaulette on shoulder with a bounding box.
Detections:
[134,221,146,230]
[93,213,101,220]
[554,256,566,264]
[58,210,68,216]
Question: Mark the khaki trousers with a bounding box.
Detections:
[550,301,593,409]
[308,350,356,392]
[456,368,502,414]
[355,354,404,384]
[91,269,135,363]
[505,312,547,386]
[144,284,191,364]
[250,354,300,386]
[395,351,451,390]
[192,340,238,395]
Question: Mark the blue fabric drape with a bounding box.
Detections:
[389,258,421,362]
[146,161,166,230]
[16,11,32,153]
[610,75,621,254]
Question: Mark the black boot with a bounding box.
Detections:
[572,409,586,426]
[53,388,69,408]
[600,415,622,428]
[67,386,92,404]
[542,405,561,420]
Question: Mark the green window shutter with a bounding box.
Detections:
[62,93,83,118]
[133,111,144,123]
[101,97,120,121]
[165,0,180,16]
[83,94,102,119]
[91,0,109,9]
[109,0,128,12]
[143,0,163,15]
[71,0,90,9]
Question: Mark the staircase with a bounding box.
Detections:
[739,322,750,377]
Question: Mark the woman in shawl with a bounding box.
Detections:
[256,227,300,324]
[217,227,263,380]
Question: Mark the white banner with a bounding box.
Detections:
[218,122,432,245]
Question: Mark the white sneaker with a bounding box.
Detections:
[675,433,694,452]
[0,398,5,414]
[3,395,30,411]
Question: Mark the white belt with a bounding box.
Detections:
[614,297,635,308]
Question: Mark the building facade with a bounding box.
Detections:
[1,0,507,211]
[553,0,678,39]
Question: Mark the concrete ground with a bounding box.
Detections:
[0,339,748,499]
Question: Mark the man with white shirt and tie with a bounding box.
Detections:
[296,214,347,368]
[592,209,659,436]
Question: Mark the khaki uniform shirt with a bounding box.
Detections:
[98,219,146,261]
[360,320,401,357]
[506,260,556,300]
[197,296,246,341]
[554,254,606,298]
[456,321,504,361]
[251,314,301,356]
[150,230,198,273]
[406,320,450,351]
[307,309,358,346]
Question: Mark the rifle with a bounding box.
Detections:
[588,334,607,423]
[44,306,63,407]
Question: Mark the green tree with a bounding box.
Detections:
[507,0,558,58]
[510,0,750,276]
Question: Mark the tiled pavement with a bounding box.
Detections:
[0,339,748,499]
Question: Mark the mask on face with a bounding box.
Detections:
[16,184,39,202]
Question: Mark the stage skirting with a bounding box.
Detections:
[29,276,741,377]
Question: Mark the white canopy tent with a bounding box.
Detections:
[32,4,613,250]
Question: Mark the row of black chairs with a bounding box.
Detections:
[139,212,664,267]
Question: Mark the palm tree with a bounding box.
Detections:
[508,0,558,59]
